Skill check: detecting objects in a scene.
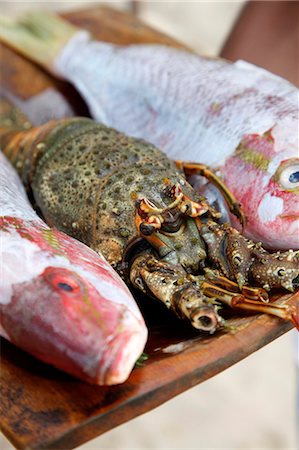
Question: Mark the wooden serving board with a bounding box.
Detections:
[0,5,298,450]
[1,291,296,450]
[0,6,184,124]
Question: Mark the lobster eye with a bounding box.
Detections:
[140,222,155,236]
[277,161,299,190]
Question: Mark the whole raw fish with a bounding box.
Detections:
[0,151,147,385]
[1,12,298,250]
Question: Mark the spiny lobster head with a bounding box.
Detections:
[250,249,299,292]
[135,180,220,274]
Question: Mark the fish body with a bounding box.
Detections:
[53,36,299,250]
[0,152,147,385]
[2,12,296,249]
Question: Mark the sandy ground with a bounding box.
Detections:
[0,1,297,449]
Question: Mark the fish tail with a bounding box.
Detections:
[0,11,78,73]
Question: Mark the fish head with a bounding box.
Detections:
[1,222,147,385]
[223,122,299,250]
[259,157,299,248]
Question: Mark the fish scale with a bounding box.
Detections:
[55,39,295,163]
[0,150,147,385]
[1,11,297,249]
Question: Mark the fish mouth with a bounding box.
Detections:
[100,325,147,385]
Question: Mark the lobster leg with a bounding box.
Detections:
[203,267,269,302]
[130,252,221,332]
[201,281,299,330]
[176,160,246,228]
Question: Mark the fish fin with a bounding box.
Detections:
[0,11,79,73]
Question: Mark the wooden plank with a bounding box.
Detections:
[0,5,297,450]
[62,5,185,47]
[1,292,296,450]
[0,43,89,122]
[0,6,184,123]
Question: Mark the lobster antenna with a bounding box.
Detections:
[0,12,80,72]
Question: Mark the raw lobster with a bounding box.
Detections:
[1,101,298,333]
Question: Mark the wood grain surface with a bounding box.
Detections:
[0,5,184,121]
[0,5,298,450]
[1,290,296,450]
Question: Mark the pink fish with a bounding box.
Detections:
[0,152,147,385]
[1,12,298,250]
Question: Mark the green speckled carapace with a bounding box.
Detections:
[3,117,206,269]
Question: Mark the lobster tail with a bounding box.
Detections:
[0,98,56,188]
[0,98,94,191]
[0,98,32,133]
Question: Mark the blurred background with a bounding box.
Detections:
[0,1,297,449]
[1,0,245,55]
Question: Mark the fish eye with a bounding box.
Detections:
[53,276,81,294]
[44,268,82,294]
[289,172,299,183]
[57,282,74,292]
[276,161,299,190]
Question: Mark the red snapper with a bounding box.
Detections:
[0,152,147,385]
